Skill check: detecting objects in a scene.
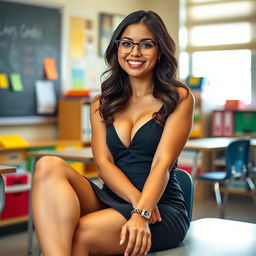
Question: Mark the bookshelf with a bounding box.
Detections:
[212,109,256,138]
[58,98,91,142]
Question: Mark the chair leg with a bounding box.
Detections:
[222,181,229,219]
[246,177,256,205]
[214,182,224,218]
[214,182,228,218]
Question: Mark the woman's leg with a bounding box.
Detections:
[72,208,128,256]
[32,156,107,256]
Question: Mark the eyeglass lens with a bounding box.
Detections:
[117,40,157,54]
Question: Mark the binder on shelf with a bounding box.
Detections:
[82,104,91,141]
[223,111,234,136]
[212,111,223,136]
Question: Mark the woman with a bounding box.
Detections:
[32,10,194,256]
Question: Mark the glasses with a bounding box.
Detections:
[115,39,159,55]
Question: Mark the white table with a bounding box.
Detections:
[150,218,256,256]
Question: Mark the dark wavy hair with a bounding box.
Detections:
[99,10,188,126]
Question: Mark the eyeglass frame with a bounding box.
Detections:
[114,39,159,54]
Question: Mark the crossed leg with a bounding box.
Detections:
[72,208,128,255]
[32,156,109,256]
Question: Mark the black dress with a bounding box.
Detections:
[87,118,190,252]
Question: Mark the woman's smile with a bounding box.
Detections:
[126,59,145,69]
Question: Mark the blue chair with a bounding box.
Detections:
[196,139,256,218]
[176,168,194,221]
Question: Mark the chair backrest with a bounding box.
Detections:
[176,168,194,221]
[225,139,250,178]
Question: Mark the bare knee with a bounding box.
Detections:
[33,156,67,183]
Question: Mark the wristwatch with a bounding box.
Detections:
[131,208,151,220]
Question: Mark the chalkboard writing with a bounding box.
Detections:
[0,1,61,117]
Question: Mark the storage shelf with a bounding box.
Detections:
[0,215,28,227]
[5,184,31,193]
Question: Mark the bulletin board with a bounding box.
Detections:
[0,1,61,118]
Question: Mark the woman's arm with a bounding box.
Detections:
[90,95,141,205]
[121,89,195,256]
[136,88,194,212]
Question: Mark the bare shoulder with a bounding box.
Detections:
[90,94,102,112]
[177,87,195,105]
[90,94,101,106]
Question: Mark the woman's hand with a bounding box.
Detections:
[132,199,162,225]
[120,214,151,256]
[149,205,162,224]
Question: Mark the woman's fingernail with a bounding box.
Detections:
[120,239,124,245]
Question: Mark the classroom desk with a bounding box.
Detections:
[184,137,256,179]
[149,218,256,256]
[0,166,16,213]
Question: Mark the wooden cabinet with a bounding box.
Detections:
[58,99,91,142]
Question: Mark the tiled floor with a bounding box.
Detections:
[0,194,255,256]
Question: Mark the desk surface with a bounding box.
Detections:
[184,137,256,151]
[0,165,17,175]
[27,137,256,161]
[151,218,256,256]
[27,147,93,162]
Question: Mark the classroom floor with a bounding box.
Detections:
[0,193,255,256]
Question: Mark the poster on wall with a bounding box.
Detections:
[69,16,96,89]
[98,13,124,57]
[70,16,95,58]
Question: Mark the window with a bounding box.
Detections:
[192,50,251,104]
[180,0,256,106]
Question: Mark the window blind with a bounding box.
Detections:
[186,0,256,52]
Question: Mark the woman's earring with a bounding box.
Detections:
[158,57,161,63]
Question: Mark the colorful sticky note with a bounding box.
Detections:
[0,73,9,89]
[10,73,24,92]
[72,69,85,80]
[44,58,58,80]
[72,79,84,89]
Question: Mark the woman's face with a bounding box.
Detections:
[117,22,159,80]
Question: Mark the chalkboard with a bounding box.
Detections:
[0,1,61,117]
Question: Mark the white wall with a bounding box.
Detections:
[0,0,179,142]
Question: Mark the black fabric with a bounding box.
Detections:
[87,118,190,252]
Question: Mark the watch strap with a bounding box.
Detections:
[131,208,151,219]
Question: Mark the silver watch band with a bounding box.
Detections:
[131,208,151,219]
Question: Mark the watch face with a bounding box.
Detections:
[142,210,151,219]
